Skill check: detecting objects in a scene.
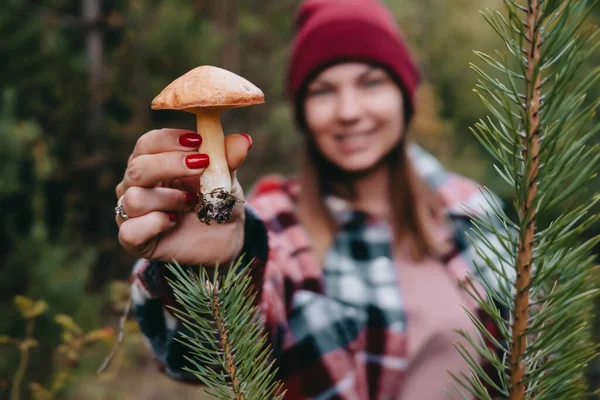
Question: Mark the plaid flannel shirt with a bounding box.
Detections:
[131,144,510,399]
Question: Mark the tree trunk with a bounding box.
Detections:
[83,0,104,137]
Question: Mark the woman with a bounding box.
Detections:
[115,0,505,398]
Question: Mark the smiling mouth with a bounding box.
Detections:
[334,128,377,145]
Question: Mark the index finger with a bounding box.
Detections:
[130,128,200,160]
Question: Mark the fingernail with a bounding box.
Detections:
[167,213,177,222]
[185,154,209,169]
[179,133,202,147]
[184,192,197,206]
[240,133,253,150]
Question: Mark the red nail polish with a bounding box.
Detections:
[240,133,253,150]
[167,213,177,222]
[185,154,209,169]
[184,192,197,206]
[179,133,202,147]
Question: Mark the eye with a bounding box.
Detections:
[363,77,385,88]
[307,86,333,97]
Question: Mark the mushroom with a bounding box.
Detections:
[151,66,264,224]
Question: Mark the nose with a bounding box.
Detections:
[336,87,362,124]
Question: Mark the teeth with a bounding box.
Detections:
[339,133,367,142]
[341,135,363,143]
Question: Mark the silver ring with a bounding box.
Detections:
[115,195,129,221]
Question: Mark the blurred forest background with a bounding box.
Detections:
[1,0,600,399]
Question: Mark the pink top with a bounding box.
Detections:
[398,251,479,399]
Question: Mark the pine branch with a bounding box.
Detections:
[510,1,542,398]
[456,0,600,399]
[165,259,285,400]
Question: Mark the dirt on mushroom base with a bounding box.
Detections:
[196,188,240,224]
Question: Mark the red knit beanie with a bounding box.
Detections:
[287,0,421,125]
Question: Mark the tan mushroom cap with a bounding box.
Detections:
[151,65,265,113]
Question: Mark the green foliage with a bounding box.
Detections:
[0,90,45,196]
[166,260,285,400]
[0,0,107,388]
[1,295,114,400]
[455,1,600,399]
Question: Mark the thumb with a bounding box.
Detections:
[225,133,253,173]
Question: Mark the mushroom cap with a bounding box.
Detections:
[151,66,265,112]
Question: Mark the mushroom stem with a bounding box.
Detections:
[195,109,235,224]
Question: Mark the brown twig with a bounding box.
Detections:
[97,298,131,374]
[11,320,35,400]
[510,0,542,399]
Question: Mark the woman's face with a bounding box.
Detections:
[303,62,405,173]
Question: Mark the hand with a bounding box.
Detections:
[115,128,252,265]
